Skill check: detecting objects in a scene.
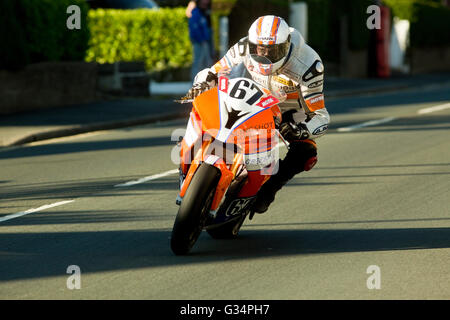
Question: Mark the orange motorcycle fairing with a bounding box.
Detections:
[177,77,282,217]
[203,155,235,213]
[193,88,221,134]
[236,170,271,198]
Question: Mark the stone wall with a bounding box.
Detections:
[0,62,98,115]
[97,62,151,97]
[0,61,151,115]
[410,46,450,74]
[342,50,369,78]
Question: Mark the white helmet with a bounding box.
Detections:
[248,16,291,75]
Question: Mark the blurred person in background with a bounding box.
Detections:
[188,0,215,81]
[185,0,196,17]
[187,16,330,214]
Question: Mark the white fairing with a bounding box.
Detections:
[217,78,279,171]
[216,79,263,142]
[184,116,199,147]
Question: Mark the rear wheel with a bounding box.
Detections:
[170,163,221,255]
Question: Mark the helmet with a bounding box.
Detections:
[248,16,291,75]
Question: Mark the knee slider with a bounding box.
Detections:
[286,140,318,172]
[304,156,317,171]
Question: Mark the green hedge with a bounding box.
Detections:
[86,8,192,71]
[384,0,450,48]
[0,0,89,70]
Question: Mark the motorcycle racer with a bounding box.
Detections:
[188,15,330,214]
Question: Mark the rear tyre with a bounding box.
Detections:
[170,163,221,255]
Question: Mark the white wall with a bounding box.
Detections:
[389,17,410,73]
[289,2,308,41]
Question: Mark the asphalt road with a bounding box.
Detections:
[1,85,449,300]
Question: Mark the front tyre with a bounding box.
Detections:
[170,163,221,255]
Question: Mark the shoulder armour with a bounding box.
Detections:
[302,60,324,83]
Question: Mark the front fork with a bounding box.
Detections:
[177,140,243,217]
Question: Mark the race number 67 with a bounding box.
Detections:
[229,80,264,105]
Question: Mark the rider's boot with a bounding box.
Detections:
[252,159,291,213]
[252,140,318,214]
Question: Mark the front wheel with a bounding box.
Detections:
[170,163,221,255]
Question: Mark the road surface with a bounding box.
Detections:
[1,85,449,300]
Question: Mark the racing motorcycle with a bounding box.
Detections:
[170,64,287,255]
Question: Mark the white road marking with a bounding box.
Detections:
[114,169,179,187]
[28,131,108,146]
[417,102,450,114]
[337,117,397,132]
[0,200,75,223]
[0,168,180,223]
[337,102,450,133]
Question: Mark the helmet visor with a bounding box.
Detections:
[248,41,290,64]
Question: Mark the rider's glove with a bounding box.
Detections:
[187,71,218,99]
[205,71,218,85]
[186,81,210,99]
[279,121,309,142]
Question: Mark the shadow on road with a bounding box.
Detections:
[0,177,178,205]
[2,226,450,282]
[329,114,450,133]
[316,163,450,170]
[289,171,450,182]
[327,86,450,115]
[0,135,175,160]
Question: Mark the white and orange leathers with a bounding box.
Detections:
[194,27,330,140]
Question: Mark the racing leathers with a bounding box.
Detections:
[193,28,330,214]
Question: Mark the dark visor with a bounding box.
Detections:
[248,41,290,64]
